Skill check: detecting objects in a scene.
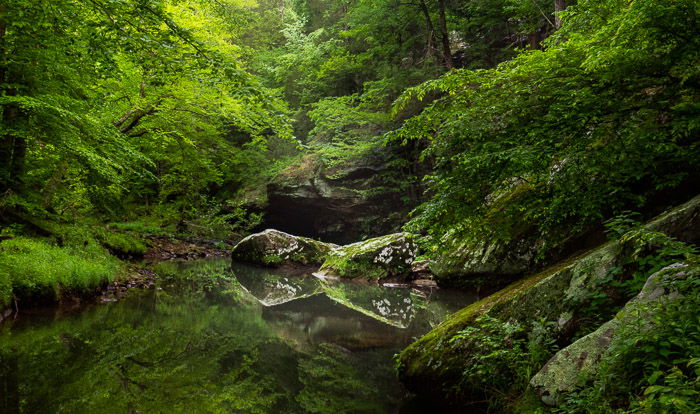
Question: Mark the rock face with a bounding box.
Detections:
[260,156,410,244]
[430,236,539,287]
[316,233,417,280]
[397,194,700,409]
[530,263,693,406]
[231,229,336,267]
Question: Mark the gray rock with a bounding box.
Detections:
[430,236,538,284]
[317,233,417,280]
[231,229,337,267]
[261,157,408,244]
[530,264,692,406]
[398,194,700,407]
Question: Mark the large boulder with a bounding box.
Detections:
[429,236,538,287]
[530,263,694,406]
[231,229,336,267]
[259,155,409,244]
[397,194,700,409]
[316,233,417,280]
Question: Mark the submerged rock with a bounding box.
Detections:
[231,229,336,267]
[397,194,700,409]
[316,233,417,280]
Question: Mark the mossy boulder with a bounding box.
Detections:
[397,195,700,409]
[231,229,336,267]
[530,263,695,406]
[430,236,538,287]
[429,182,540,287]
[316,233,417,280]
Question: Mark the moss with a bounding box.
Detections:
[318,233,416,280]
[95,228,148,256]
[399,195,700,409]
[397,250,594,407]
[512,389,550,413]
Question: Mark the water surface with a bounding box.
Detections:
[0,259,477,413]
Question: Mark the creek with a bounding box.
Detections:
[0,259,477,413]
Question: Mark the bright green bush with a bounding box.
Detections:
[0,237,119,304]
[392,0,700,257]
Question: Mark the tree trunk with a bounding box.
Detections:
[528,29,542,50]
[554,0,566,29]
[0,106,25,193]
[436,0,453,69]
[417,0,439,62]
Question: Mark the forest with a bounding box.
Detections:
[1,0,699,413]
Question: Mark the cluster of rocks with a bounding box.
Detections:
[232,194,700,410]
[231,229,429,283]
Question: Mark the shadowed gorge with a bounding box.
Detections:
[1,0,699,412]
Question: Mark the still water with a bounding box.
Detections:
[0,259,477,413]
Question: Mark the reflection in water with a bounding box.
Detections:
[232,264,322,306]
[0,259,477,413]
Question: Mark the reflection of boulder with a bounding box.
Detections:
[320,279,422,329]
[231,229,336,267]
[263,294,414,351]
[231,263,322,306]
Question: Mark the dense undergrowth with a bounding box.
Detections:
[556,265,700,414]
[0,237,119,309]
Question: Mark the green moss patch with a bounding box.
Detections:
[0,237,120,308]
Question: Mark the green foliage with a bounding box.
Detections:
[93,228,148,256]
[1,0,294,237]
[449,314,558,410]
[393,0,700,257]
[0,237,119,306]
[558,265,700,413]
[572,224,698,335]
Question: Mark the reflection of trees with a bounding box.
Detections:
[0,353,19,413]
[0,259,410,413]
